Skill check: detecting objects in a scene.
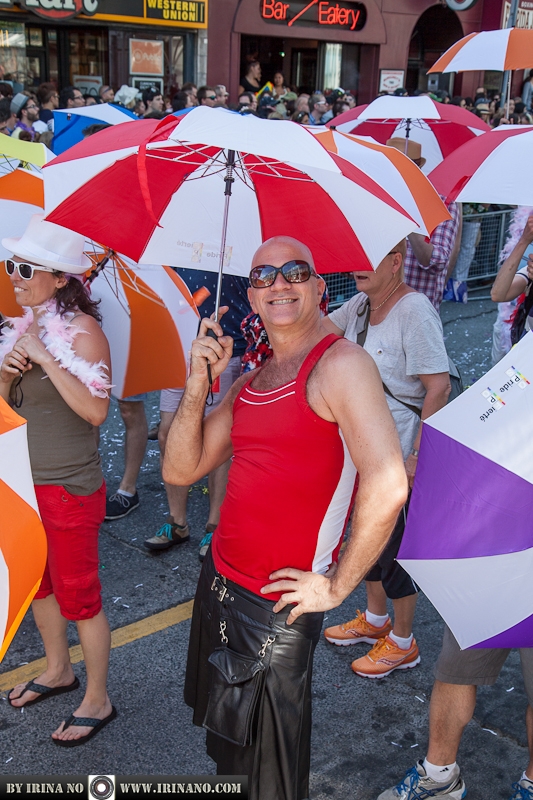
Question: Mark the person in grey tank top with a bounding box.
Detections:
[0,214,116,747]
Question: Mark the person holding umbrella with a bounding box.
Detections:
[0,214,116,747]
[386,138,461,311]
[164,235,408,800]
[322,240,451,679]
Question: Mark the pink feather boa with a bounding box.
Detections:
[0,302,111,399]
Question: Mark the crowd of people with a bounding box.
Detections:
[3,54,533,151]
[1,61,533,800]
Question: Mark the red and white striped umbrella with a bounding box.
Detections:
[307,127,449,236]
[429,125,533,205]
[428,28,533,74]
[42,107,447,281]
[328,96,489,174]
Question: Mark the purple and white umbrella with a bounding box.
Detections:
[398,332,533,649]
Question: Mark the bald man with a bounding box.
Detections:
[164,237,407,800]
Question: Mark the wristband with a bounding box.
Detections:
[410,448,419,458]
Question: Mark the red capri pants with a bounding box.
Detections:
[34,482,106,621]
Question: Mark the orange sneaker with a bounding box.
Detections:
[324,610,392,646]
[351,635,420,678]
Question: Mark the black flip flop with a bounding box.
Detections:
[8,677,80,708]
[52,706,117,748]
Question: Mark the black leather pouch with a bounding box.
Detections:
[203,611,275,746]
[204,647,266,746]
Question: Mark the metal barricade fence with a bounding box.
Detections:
[323,208,513,309]
[462,209,513,286]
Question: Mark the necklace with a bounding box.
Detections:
[0,302,111,399]
[370,281,404,312]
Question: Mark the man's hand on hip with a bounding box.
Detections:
[261,568,345,624]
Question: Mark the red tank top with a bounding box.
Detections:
[212,334,358,599]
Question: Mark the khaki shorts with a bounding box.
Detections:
[434,625,533,706]
[160,356,242,415]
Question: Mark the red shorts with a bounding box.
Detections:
[34,482,105,621]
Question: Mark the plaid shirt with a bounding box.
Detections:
[404,199,460,310]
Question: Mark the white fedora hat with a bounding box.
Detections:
[2,214,92,275]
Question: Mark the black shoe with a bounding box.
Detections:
[147,421,160,441]
[105,491,139,520]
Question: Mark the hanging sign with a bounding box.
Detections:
[130,39,164,76]
[0,0,208,28]
[502,0,533,29]
[260,0,367,31]
[0,0,98,19]
[445,0,481,9]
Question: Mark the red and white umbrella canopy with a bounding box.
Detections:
[85,249,200,399]
[328,96,489,174]
[0,399,47,664]
[307,127,449,237]
[43,107,432,275]
[0,164,200,398]
[428,28,533,74]
[429,125,533,205]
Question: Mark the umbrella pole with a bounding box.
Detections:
[214,149,236,321]
[500,0,519,110]
[404,119,411,154]
[85,251,115,285]
[206,150,236,403]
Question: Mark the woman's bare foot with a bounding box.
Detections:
[52,695,113,742]
[9,667,76,708]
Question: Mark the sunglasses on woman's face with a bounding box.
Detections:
[5,259,56,280]
[249,260,317,288]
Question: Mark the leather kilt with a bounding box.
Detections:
[184,548,323,800]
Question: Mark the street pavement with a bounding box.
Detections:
[1,298,530,799]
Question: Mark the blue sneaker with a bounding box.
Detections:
[377,760,466,799]
[199,529,214,562]
[510,778,533,799]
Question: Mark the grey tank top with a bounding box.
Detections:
[12,363,103,496]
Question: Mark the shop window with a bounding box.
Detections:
[48,29,58,85]
[171,36,184,90]
[0,21,26,90]
[68,28,108,87]
[322,42,342,91]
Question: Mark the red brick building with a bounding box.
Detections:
[206,0,513,104]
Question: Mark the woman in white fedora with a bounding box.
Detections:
[0,214,116,747]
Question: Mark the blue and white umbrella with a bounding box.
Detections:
[398,332,533,649]
[52,103,137,155]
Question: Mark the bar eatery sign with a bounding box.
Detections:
[0,0,208,28]
[260,0,367,30]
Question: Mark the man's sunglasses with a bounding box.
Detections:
[6,259,56,280]
[249,260,317,288]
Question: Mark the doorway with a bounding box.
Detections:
[407,6,463,94]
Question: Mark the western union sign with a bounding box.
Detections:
[79,0,208,29]
[146,0,206,24]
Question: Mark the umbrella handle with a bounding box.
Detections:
[206,328,218,406]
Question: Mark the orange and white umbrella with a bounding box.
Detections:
[85,248,200,399]
[0,140,49,318]
[308,127,449,236]
[0,399,47,664]
[428,28,533,73]
[0,161,200,397]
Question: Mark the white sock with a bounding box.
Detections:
[117,489,135,497]
[522,771,533,784]
[389,631,413,650]
[423,758,457,783]
[365,609,389,627]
